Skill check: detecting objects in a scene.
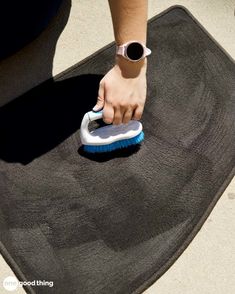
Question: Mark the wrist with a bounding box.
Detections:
[115,55,147,78]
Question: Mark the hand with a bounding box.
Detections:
[93,56,147,125]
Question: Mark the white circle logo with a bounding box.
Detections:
[3,276,18,291]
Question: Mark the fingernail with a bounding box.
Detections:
[92,105,100,112]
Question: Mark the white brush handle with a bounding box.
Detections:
[87,110,103,121]
[80,110,143,146]
[80,110,103,144]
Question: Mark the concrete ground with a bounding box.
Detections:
[0,0,234,293]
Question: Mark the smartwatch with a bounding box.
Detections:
[116,40,151,62]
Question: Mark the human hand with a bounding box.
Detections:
[93,56,147,125]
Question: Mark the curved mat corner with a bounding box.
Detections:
[0,6,235,294]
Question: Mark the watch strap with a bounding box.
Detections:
[145,47,152,56]
[116,45,125,56]
[116,42,151,57]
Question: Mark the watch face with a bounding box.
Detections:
[126,42,144,61]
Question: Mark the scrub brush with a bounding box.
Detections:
[80,110,144,153]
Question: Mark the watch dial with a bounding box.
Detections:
[126,42,144,61]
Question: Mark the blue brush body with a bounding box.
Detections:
[83,131,144,153]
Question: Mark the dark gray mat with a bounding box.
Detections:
[0,6,235,294]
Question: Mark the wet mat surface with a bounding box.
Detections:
[0,6,235,294]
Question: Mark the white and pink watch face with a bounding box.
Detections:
[125,42,144,61]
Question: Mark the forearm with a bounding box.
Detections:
[108,0,148,74]
[94,1,148,123]
[108,0,148,46]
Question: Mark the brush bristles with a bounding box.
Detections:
[83,131,144,153]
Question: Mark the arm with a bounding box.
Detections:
[108,0,147,45]
[93,0,148,125]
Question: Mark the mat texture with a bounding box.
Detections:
[0,6,235,294]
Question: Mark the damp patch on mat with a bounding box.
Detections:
[0,6,235,294]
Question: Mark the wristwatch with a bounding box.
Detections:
[116,40,151,62]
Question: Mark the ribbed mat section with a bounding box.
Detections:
[0,6,234,294]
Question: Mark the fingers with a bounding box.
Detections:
[103,103,144,125]
[132,105,143,121]
[103,102,114,124]
[113,108,124,125]
[92,82,105,112]
[104,105,143,125]
[123,108,133,124]
[95,81,144,125]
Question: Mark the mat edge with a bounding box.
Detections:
[133,165,235,294]
[168,5,235,64]
[54,4,234,83]
[0,5,234,294]
[0,241,36,294]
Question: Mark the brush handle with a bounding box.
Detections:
[80,110,103,144]
[87,110,103,121]
[80,110,143,147]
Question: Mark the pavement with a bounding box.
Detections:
[0,0,234,293]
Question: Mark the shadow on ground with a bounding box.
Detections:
[0,74,103,164]
[0,0,71,106]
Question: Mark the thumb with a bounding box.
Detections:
[93,82,105,111]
